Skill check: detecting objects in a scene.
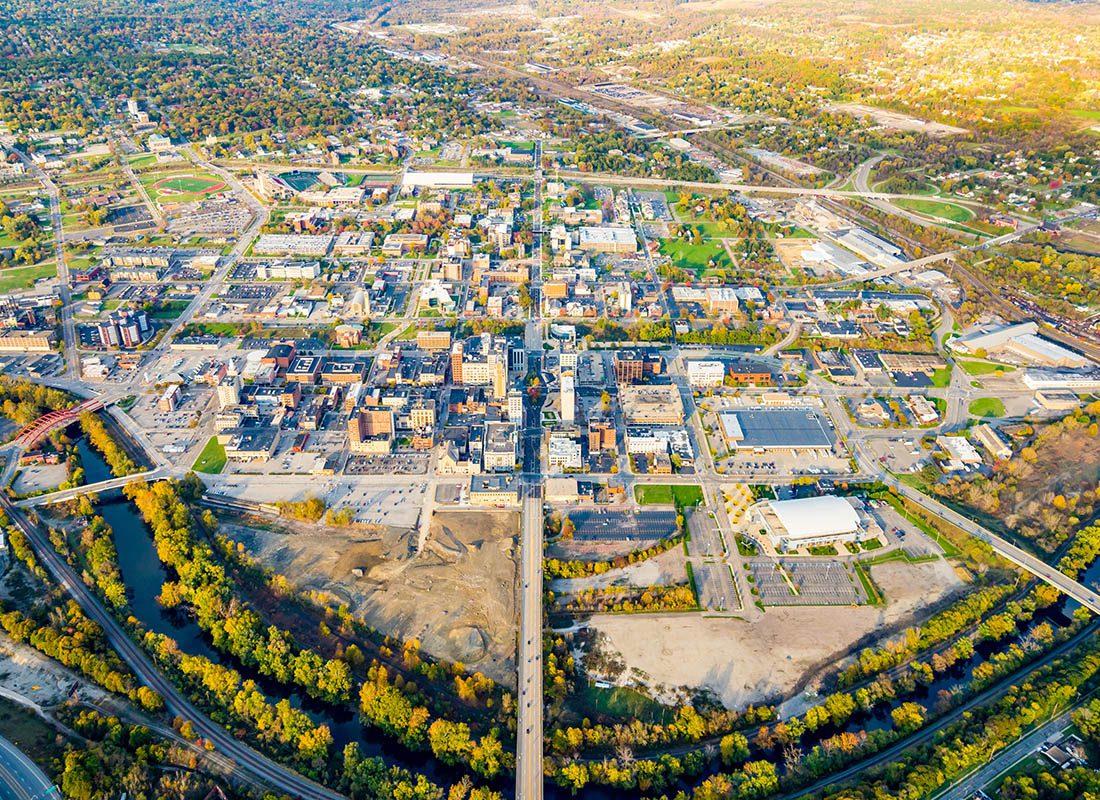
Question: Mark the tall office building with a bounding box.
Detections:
[561,370,575,424]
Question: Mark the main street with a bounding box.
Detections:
[516,142,546,800]
[0,494,346,800]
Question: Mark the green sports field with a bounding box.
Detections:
[145,172,227,203]
[153,175,225,194]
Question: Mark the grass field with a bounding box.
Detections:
[635,484,704,507]
[969,397,1006,417]
[930,366,953,388]
[193,436,227,474]
[575,684,673,724]
[895,198,973,223]
[144,171,226,203]
[958,359,1016,376]
[659,238,730,273]
[0,263,56,292]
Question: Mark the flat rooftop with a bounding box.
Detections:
[719,407,835,449]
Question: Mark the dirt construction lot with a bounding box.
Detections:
[226,509,519,684]
[587,557,963,709]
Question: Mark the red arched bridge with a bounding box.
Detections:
[15,399,104,449]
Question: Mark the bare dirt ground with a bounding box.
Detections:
[225,509,519,684]
[551,548,687,594]
[586,557,963,709]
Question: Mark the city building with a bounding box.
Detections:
[686,360,726,389]
[97,309,151,349]
[417,329,452,351]
[468,473,520,506]
[577,225,638,254]
[348,408,394,454]
[483,421,518,472]
[620,384,684,425]
[613,350,663,384]
[754,495,866,552]
[972,423,1011,460]
[547,435,583,471]
[561,371,576,424]
[718,407,835,450]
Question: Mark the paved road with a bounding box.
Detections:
[14,466,169,507]
[0,736,56,800]
[5,146,78,377]
[0,494,345,800]
[888,474,1100,614]
[516,149,546,800]
[936,708,1074,800]
[516,488,545,800]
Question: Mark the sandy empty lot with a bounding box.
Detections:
[227,509,519,684]
[587,557,963,709]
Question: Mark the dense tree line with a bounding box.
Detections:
[79,412,141,477]
[0,376,73,430]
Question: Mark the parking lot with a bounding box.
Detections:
[569,509,678,541]
[748,557,865,606]
[345,453,429,475]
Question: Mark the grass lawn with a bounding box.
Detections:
[689,220,739,239]
[128,153,158,168]
[930,366,953,388]
[969,397,1006,417]
[0,262,56,292]
[659,238,730,273]
[0,696,70,775]
[576,684,673,725]
[635,484,704,507]
[959,359,1016,376]
[895,198,973,223]
[193,436,227,474]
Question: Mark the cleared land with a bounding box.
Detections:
[586,557,962,708]
[0,263,56,292]
[225,509,519,683]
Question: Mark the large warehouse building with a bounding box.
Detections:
[754,495,864,551]
[718,407,835,451]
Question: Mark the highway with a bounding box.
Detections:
[0,493,346,800]
[887,471,1100,614]
[0,736,56,800]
